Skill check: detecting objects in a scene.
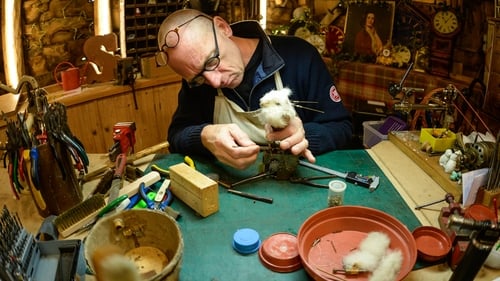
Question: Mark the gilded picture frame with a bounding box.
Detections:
[342,1,396,59]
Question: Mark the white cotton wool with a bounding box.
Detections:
[259,87,297,129]
[369,249,403,281]
[359,231,391,258]
[342,249,381,272]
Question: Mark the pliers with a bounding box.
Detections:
[127,181,173,211]
[289,175,338,188]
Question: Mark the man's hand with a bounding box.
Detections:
[201,124,261,169]
[266,116,316,163]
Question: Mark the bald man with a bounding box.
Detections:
[156,9,352,169]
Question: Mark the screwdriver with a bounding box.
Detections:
[415,193,454,210]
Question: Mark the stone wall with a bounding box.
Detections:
[22,0,94,87]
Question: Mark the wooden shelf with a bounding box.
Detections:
[387,130,462,198]
[122,0,182,58]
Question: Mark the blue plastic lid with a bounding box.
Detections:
[233,228,261,254]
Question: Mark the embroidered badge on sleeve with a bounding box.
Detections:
[329,85,342,102]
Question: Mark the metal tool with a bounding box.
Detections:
[108,121,136,161]
[289,175,338,188]
[0,205,37,281]
[151,164,170,178]
[184,155,196,169]
[107,153,127,204]
[226,189,274,204]
[486,131,500,190]
[332,268,369,275]
[298,160,380,191]
[98,194,129,218]
[139,181,173,211]
[436,193,468,270]
[414,193,454,210]
[447,215,500,281]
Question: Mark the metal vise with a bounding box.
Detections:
[108,121,136,162]
[437,193,468,270]
[260,142,298,180]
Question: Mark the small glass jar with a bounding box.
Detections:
[327,180,347,207]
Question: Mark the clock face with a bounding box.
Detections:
[432,10,460,37]
[325,25,345,55]
[392,45,412,67]
[396,46,411,63]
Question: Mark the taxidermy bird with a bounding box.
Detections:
[259,87,297,129]
[91,245,141,281]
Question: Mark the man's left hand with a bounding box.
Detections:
[265,116,316,163]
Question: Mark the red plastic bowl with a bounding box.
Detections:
[412,226,451,262]
[297,206,417,281]
[258,232,302,272]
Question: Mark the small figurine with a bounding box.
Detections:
[439,149,453,167]
[444,153,458,173]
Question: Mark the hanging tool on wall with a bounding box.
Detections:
[2,75,89,204]
[116,57,139,109]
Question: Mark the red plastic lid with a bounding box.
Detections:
[258,232,302,272]
[465,204,496,221]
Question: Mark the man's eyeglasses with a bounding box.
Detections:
[156,14,220,87]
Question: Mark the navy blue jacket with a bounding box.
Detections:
[167,20,352,157]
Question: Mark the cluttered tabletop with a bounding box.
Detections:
[1,140,500,281]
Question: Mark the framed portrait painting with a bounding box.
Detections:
[342,1,396,58]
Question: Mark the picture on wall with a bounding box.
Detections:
[342,1,396,58]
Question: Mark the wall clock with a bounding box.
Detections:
[325,25,345,55]
[429,8,461,77]
[392,45,412,67]
[431,10,461,38]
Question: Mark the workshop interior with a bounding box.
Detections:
[0,0,500,280]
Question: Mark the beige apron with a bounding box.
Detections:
[214,72,284,145]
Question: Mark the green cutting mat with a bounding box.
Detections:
[149,149,422,281]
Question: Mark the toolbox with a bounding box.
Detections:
[0,206,86,281]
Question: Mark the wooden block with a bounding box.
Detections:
[476,187,500,208]
[169,163,219,217]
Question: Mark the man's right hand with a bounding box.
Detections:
[201,124,261,169]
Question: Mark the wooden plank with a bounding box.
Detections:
[66,101,105,153]
[388,131,461,198]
